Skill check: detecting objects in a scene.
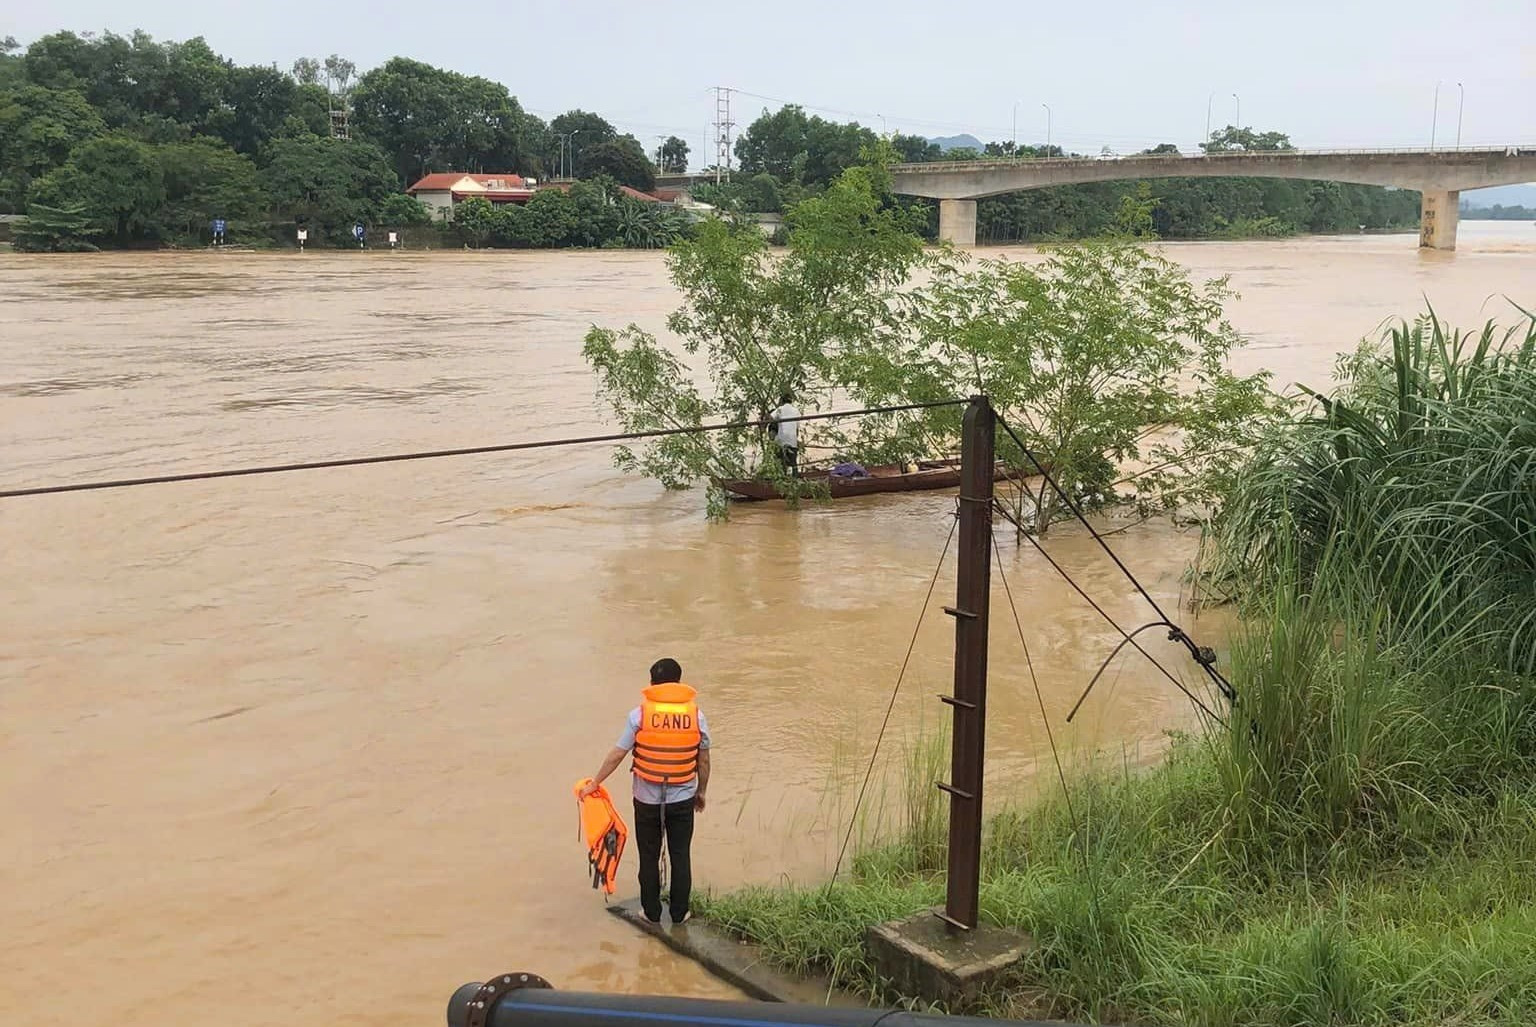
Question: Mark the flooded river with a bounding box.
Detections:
[3,222,1532,1026]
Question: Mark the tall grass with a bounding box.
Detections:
[1211,303,1536,676]
[704,305,1536,1025]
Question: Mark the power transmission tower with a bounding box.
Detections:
[324,56,356,141]
[329,97,350,141]
[713,86,734,184]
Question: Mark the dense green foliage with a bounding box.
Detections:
[724,116,1420,241]
[847,242,1277,532]
[452,178,688,250]
[583,161,929,517]
[586,157,1277,525]
[706,309,1536,1026]
[1209,306,1536,673]
[1463,204,1535,220]
[0,29,681,248]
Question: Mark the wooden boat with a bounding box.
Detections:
[719,459,1014,502]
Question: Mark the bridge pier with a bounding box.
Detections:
[938,199,977,247]
[1419,190,1460,251]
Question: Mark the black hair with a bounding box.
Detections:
[778,391,792,405]
[649,657,683,684]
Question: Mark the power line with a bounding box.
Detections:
[990,497,1225,727]
[830,514,958,886]
[991,531,1075,820]
[0,400,967,500]
[993,414,1237,705]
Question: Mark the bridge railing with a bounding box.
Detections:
[891,144,1536,172]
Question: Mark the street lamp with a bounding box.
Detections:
[1456,82,1465,148]
[1431,81,1441,150]
[1011,100,1018,154]
[1042,103,1052,156]
[1232,92,1240,130]
[558,130,583,179]
[1205,92,1214,147]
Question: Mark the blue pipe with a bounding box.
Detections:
[449,980,1078,1027]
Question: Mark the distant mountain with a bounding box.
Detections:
[1461,183,1536,208]
[928,134,985,153]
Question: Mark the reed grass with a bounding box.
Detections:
[703,306,1536,1025]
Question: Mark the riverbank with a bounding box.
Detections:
[705,724,1536,1024]
[4,237,1532,1027]
[702,307,1536,1026]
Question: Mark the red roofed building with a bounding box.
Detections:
[405,173,539,218]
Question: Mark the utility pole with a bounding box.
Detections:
[937,396,995,931]
[558,130,582,180]
[713,86,735,184]
[1041,104,1052,157]
[1456,82,1465,148]
[1431,81,1441,150]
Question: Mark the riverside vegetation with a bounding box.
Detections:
[587,155,1536,1022]
[701,307,1536,1026]
[5,31,1418,250]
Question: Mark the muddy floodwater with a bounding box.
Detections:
[3,222,1532,1026]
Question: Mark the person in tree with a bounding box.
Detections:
[767,392,800,476]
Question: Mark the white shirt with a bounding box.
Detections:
[772,403,800,448]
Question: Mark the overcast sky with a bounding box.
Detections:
[6,0,1534,158]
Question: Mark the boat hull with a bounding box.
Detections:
[718,460,1014,502]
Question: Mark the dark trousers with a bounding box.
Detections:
[633,799,695,922]
[779,445,798,475]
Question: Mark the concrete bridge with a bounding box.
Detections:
[889,146,1536,250]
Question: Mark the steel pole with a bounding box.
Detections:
[1205,92,1213,147]
[1041,103,1051,156]
[1431,81,1440,150]
[1456,82,1464,148]
[939,396,994,931]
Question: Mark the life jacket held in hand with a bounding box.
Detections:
[632,683,701,785]
[574,778,627,897]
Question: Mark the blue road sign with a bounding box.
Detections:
[212,218,227,234]
[353,223,366,240]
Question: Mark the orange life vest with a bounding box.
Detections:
[574,778,627,896]
[632,683,701,785]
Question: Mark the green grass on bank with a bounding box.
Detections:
[703,307,1536,1026]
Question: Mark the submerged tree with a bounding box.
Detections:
[585,154,1274,525]
[847,241,1277,528]
[582,157,929,516]
[849,242,1277,533]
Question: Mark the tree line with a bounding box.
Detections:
[1,29,1422,251]
[1461,203,1535,221]
[698,110,1422,240]
[0,31,693,250]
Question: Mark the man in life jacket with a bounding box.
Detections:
[579,657,711,924]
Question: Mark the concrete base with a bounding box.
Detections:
[1419,189,1460,250]
[938,198,977,247]
[607,898,867,1007]
[866,908,1031,1006]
